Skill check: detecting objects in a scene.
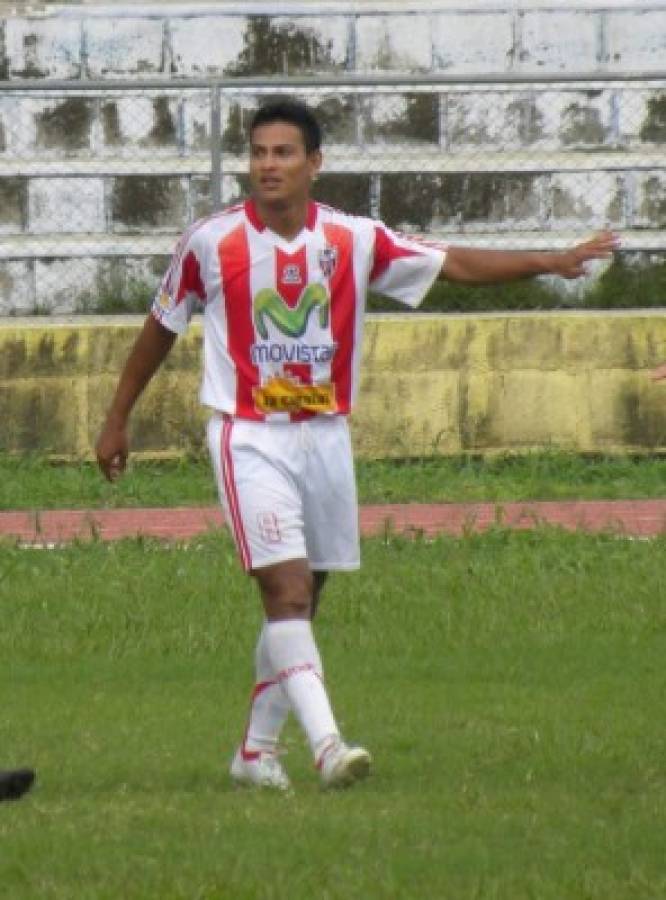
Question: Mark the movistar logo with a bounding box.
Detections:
[253,284,329,340]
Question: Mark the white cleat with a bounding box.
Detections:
[318,738,372,789]
[230,748,291,792]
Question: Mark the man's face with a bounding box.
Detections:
[249,122,322,209]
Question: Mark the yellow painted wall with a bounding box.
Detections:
[1,312,665,459]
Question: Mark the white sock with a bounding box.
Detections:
[242,622,291,757]
[264,619,339,757]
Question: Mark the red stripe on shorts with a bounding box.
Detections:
[221,418,252,571]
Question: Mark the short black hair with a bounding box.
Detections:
[250,100,322,154]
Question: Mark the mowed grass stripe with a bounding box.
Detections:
[2,529,665,899]
[1,451,666,510]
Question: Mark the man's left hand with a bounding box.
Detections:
[551,231,620,279]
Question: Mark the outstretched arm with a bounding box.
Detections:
[651,363,666,382]
[440,231,619,284]
[95,315,177,482]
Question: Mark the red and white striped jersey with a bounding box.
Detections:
[152,199,446,421]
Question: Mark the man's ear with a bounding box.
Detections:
[309,150,323,180]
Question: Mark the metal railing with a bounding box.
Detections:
[1,72,665,314]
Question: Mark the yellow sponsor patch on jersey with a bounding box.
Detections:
[158,291,174,311]
[253,377,336,414]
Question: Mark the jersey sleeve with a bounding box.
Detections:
[151,225,207,334]
[369,223,447,308]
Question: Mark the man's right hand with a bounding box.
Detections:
[92,314,177,483]
[96,419,129,482]
[650,363,666,382]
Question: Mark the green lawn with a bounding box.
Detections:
[2,529,665,898]
[1,450,666,510]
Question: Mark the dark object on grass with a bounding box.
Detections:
[0,768,36,801]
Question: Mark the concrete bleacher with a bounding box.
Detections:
[0,1,665,313]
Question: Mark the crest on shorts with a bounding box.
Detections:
[318,246,338,278]
[257,511,282,544]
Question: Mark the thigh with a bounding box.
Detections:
[302,417,360,572]
[207,415,307,572]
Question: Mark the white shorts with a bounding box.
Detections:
[207,413,360,573]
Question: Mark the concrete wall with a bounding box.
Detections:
[2,312,665,459]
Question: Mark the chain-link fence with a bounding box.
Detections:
[1,74,665,315]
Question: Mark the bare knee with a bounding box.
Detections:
[254,559,314,621]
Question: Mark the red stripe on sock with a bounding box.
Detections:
[251,680,275,701]
[275,662,316,684]
[241,747,261,762]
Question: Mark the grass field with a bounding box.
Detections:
[2,526,665,899]
[1,450,666,509]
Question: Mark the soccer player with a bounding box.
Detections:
[0,767,35,801]
[96,99,618,791]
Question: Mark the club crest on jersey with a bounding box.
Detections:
[318,246,338,278]
[281,264,302,285]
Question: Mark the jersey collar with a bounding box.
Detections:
[244,199,318,234]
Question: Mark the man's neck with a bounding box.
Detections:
[253,198,310,241]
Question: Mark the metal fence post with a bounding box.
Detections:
[210,80,222,211]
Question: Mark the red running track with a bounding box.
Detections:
[1,500,665,546]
